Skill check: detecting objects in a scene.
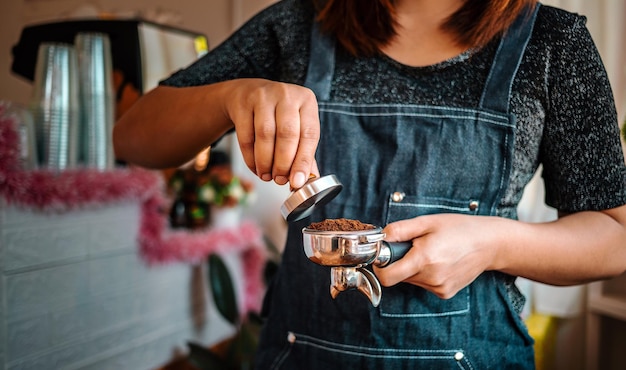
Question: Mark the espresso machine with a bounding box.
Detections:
[12,19,208,95]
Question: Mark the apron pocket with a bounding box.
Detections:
[379,283,470,317]
[271,331,475,370]
[381,194,474,317]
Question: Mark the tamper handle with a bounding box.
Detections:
[376,241,412,267]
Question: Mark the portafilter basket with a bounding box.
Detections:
[281,175,411,306]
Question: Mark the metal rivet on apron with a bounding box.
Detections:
[287,332,296,343]
[468,200,479,211]
[391,192,405,202]
[454,351,464,361]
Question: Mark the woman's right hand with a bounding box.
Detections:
[222,78,321,189]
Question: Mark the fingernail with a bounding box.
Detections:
[260,173,272,181]
[275,175,288,185]
[292,172,306,188]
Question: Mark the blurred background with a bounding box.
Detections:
[0,1,624,369]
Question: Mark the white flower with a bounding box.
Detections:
[229,184,245,201]
[199,185,216,203]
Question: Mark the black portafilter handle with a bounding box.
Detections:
[375,241,412,267]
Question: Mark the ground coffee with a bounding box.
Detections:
[307,218,376,231]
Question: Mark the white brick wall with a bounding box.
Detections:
[1,201,236,370]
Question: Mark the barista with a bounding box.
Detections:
[114,0,626,368]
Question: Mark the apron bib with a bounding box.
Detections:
[256,5,540,369]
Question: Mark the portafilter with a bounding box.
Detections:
[281,175,411,306]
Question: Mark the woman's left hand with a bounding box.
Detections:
[373,214,502,299]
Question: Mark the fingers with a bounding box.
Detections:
[253,103,278,182]
[374,245,421,287]
[233,112,257,176]
[271,98,303,186]
[374,248,462,299]
[270,87,319,188]
[383,217,431,242]
[288,96,320,188]
[232,80,319,188]
[377,215,485,299]
[377,217,434,290]
[375,220,426,286]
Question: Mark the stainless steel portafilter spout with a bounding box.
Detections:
[330,267,383,306]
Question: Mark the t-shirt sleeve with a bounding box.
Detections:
[159,0,311,88]
[540,14,626,212]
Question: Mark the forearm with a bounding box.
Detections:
[113,84,234,169]
[493,204,626,285]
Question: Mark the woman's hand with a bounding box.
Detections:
[373,214,502,299]
[222,79,321,189]
[374,205,626,297]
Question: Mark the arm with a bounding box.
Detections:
[495,206,626,284]
[113,79,320,189]
[375,205,626,299]
[113,84,233,169]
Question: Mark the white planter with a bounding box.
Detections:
[210,205,242,229]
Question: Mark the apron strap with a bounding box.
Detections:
[304,20,335,101]
[479,3,541,113]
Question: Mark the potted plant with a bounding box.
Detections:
[186,244,279,370]
[166,150,254,229]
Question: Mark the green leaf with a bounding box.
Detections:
[208,254,239,325]
[187,341,228,370]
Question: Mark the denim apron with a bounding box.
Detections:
[256,5,540,369]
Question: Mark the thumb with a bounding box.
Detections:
[289,159,320,190]
[383,217,429,243]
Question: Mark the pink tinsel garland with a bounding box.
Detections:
[0,103,266,314]
[139,189,267,314]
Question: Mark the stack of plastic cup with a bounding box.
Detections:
[1,102,38,170]
[30,42,79,170]
[75,32,115,170]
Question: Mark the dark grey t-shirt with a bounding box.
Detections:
[162,0,626,214]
